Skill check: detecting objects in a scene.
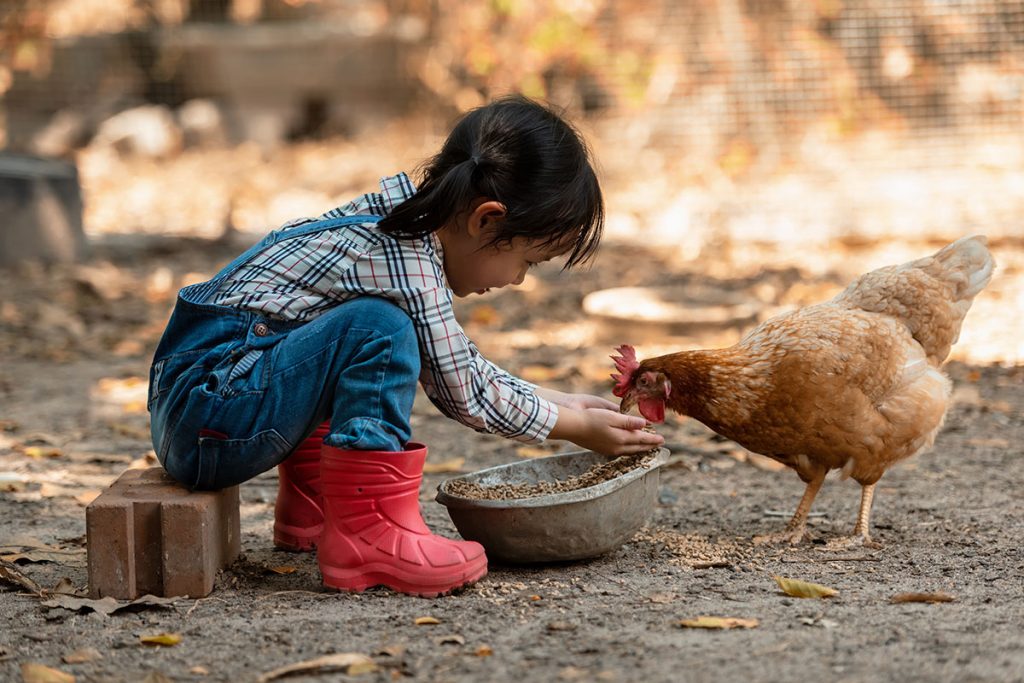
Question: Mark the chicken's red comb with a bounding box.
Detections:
[610,344,639,398]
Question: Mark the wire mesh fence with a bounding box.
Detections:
[2,0,1021,153]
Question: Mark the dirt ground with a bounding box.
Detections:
[1,227,1023,683]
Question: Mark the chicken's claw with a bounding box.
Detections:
[753,528,812,546]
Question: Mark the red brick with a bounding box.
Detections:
[87,468,240,599]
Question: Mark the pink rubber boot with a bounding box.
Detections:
[318,442,487,597]
[273,421,329,551]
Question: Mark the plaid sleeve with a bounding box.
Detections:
[355,238,559,444]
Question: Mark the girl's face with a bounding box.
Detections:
[438,200,571,297]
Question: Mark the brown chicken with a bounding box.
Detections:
[612,236,995,547]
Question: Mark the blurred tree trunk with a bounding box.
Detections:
[0,155,86,268]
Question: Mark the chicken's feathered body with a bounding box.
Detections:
[613,236,994,546]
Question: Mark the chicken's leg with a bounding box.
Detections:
[754,469,826,545]
[825,482,883,550]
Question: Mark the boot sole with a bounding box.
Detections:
[320,558,488,598]
[273,522,324,553]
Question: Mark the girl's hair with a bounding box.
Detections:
[377,95,604,269]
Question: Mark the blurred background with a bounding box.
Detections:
[0,0,1021,371]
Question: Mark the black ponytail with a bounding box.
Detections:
[377,95,604,269]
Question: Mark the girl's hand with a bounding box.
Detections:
[547,406,665,457]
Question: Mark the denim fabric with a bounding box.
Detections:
[148,215,419,490]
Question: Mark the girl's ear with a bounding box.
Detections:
[466,199,506,238]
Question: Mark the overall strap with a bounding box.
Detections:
[180,214,383,306]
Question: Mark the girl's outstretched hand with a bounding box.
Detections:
[546,405,665,457]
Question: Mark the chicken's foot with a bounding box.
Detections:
[825,483,883,550]
[754,470,826,546]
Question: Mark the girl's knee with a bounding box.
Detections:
[339,298,419,372]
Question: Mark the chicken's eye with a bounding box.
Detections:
[638,375,650,387]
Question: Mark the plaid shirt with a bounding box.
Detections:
[209,173,558,443]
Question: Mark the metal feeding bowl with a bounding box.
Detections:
[435,448,670,564]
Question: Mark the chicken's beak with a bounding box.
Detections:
[618,391,637,415]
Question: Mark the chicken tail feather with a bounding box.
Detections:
[833,235,995,364]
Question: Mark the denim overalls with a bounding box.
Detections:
[148,215,420,491]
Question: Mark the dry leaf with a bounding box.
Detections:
[520,365,565,383]
[468,305,502,326]
[23,446,63,459]
[74,491,100,506]
[20,663,75,683]
[414,616,440,626]
[108,422,150,440]
[266,566,297,575]
[48,577,84,597]
[62,648,102,664]
[773,576,838,599]
[42,593,178,617]
[678,616,759,630]
[256,653,377,682]
[435,634,465,645]
[890,591,956,604]
[0,558,43,594]
[514,446,558,459]
[475,645,493,657]
[0,536,87,567]
[422,457,466,474]
[140,633,182,646]
[189,666,210,675]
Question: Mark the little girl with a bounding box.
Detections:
[148,95,664,597]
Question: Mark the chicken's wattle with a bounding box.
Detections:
[638,398,665,423]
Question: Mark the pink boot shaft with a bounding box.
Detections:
[318,442,487,597]
[273,421,329,551]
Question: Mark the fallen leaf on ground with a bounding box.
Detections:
[773,576,838,599]
[46,579,82,600]
[414,616,440,625]
[435,634,465,645]
[890,591,956,604]
[62,648,102,664]
[23,446,63,459]
[678,616,760,629]
[74,491,101,506]
[189,666,210,675]
[0,536,87,566]
[256,653,377,682]
[266,566,297,575]
[140,633,182,646]
[514,446,558,458]
[20,663,75,683]
[41,593,178,617]
[475,645,493,657]
[0,558,43,594]
[422,457,466,474]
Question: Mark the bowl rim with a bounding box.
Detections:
[434,447,670,509]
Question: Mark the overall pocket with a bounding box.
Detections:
[194,428,292,490]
